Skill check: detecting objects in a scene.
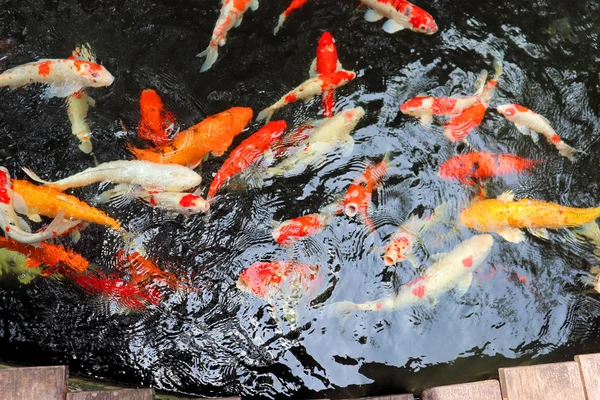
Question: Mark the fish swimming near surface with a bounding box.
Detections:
[115,251,195,292]
[438,152,541,186]
[459,191,600,243]
[274,0,308,35]
[237,261,320,300]
[0,167,81,244]
[207,120,287,199]
[312,32,349,118]
[496,104,577,161]
[137,89,177,147]
[266,107,364,176]
[272,212,333,246]
[333,234,494,312]
[0,237,90,273]
[23,160,202,192]
[197,0,260,72]
[0,58,114,98]
[128,107,253,168]
[359,0,438,35]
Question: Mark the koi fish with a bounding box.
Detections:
[270,123,315,159]
[12,179,121,230]
[257,70,356,122]
[0,237,89,273]
[95,184,210,216]
[272,212,332,245]
[0,167,81,244]
[207,120,287,199]
[236,261,320,299]
[266,107,364,176]
[67,44,97,154]
[459,191,600,243]
[0,58,114,98]
[197,0,260,72]
[310,32,348,118]
[23,160,202,192]
[438,152,541,186]
[274,0,308,35]
[337,155,389,231]
[127,107,253,168]
[333,234,494,312]
[496,104,576,161]
[137,89,177,147]
[359,0,438,35]
[115,251,194,292]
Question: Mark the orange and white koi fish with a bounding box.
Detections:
[0,58,114,98]
[197,0,260,72]
[236,261,320,299]
[0,237,89,273]
[360,0,438,35]
[266,107,364,176]
[0,168,81,244]
[128,107,253,168]
[272,212,332,246]
[137,89,177,147]
[274,0,308,35]
[496,104,576,161]
[23,160,202,192]
[207,120,287,199]
[333,234,494,312]
[459,191,600,243]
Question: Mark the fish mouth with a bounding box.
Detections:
[344,203,358,217]
[383,255,397,266]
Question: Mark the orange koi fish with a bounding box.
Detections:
[438,152,540,186]
[127,107,253,168]
[207,120,286,199]
[274,0,308,35]
[236,261,320,299]
[272,212,332,246]
[13,180,121,230]
[459,191,600,243]
[138,89,177,147]
[0,237,89,273]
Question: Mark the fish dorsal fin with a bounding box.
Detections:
[309,58,317,78]
[497,190,515,203]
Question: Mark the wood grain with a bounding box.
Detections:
[0,365,67,400]
[421,380,502,400]
[66,389,154,400]
[576,353,600,400]
[499,362,586,400]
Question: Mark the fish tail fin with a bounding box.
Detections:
[197,44,219,73]
[492,50,504,80]
[257,107,275,123]
[273,14,286,35]
[321,90,335,118]
[44,210,83,239]
[21,167,51,185]
[557,142,577,162]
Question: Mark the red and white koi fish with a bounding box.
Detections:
[197,0,259,72]
[360,0,438,35]
[274,0,308,35]
[333,234,494,312]
[0,167,81,244]
[236,261,320,300]
[496,104,576,161]
[207,120,287,199]
[23,160,202,192]
[272,212,332,246]
[0,58,114,98]
[310,32,348,118]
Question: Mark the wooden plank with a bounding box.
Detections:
[499,361,586,400]
[66,389,154,400]
[342,395,414,400]
[421,380,501,400]
[576,353,600,400]
[0,365,67,400]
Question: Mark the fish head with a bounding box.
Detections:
[438,154,472,181]
[318,31,335,49]
[342,107,365,126]
[178,194,210,214]
[342,184,368,217]
[272,223,291,245]
[237,262,285,298]
[464,234,494,267]
[74,60,114,87]
[139,89,163,112]
[383,235,411,266]
[400,97,429,116]
[263,120,288,142]
[496,104,519,118]
[409,10,438,34]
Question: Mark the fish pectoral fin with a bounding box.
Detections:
[27,214,42,223]
[515,123,538,142]
[11,192,29,215]
[16,217,32,233]
[455,272,474,296]
[364,9,385,22]
[340,136,355,157]
[418,112,434,126]
[382,19,406,34]
[234,15,244,28]
[497,190,515,203]
[497,227,526,243]
[527,227,550,240]
[250,0,259,11]
[87,95,96,107]
[43,82,83,99]
[309,58,318,78]
[336,60,343,71]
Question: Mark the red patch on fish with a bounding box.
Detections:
[0,171,10,204]
[149,196,157,206]
[462,255,473,268]
[411,285,426,298]
[179,194,197,208]
[38,61,52,77]
[376,302,383,310]
[284,93,297,103]
[551,134,562,144]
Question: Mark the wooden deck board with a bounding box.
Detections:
[576,353,600,400]
[0,365,67,400]
[421,379,502,400]
[66,389,154,400]
[499,361,586,400]
[347,395,414,400]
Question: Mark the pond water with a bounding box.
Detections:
[2,0,600,398]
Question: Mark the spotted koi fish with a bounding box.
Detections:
[197,0,260,72]
[272,212,332,246]
[274,0,308,35]
[360,0,438,35]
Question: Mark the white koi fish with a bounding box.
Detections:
[0,167,81,244]
[0,58,114,98]
[360,0,438,35]
[23,160,202,192]
[496,104,576,161]
[265,107,364,176]
[334,234,494,312]
[197,0,259,73]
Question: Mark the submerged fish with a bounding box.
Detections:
[496,104,576,161]
[128,107,253,168]
[459,191,600,243]
[272,212,333,246]
[23,160,202,192]
[0,58,114,98]
[237,261,320,299]
[359,0,438,35]
[197,0,259,72]
[274,0,309,35]
[334,234,494,311]
[137,89,177,147]
[266,107,364,176]
[67,44,97,154]
[0,237,89,273]
[115,251,195,292]
[439,152,541,186]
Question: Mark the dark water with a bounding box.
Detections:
[2,0,600,398]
